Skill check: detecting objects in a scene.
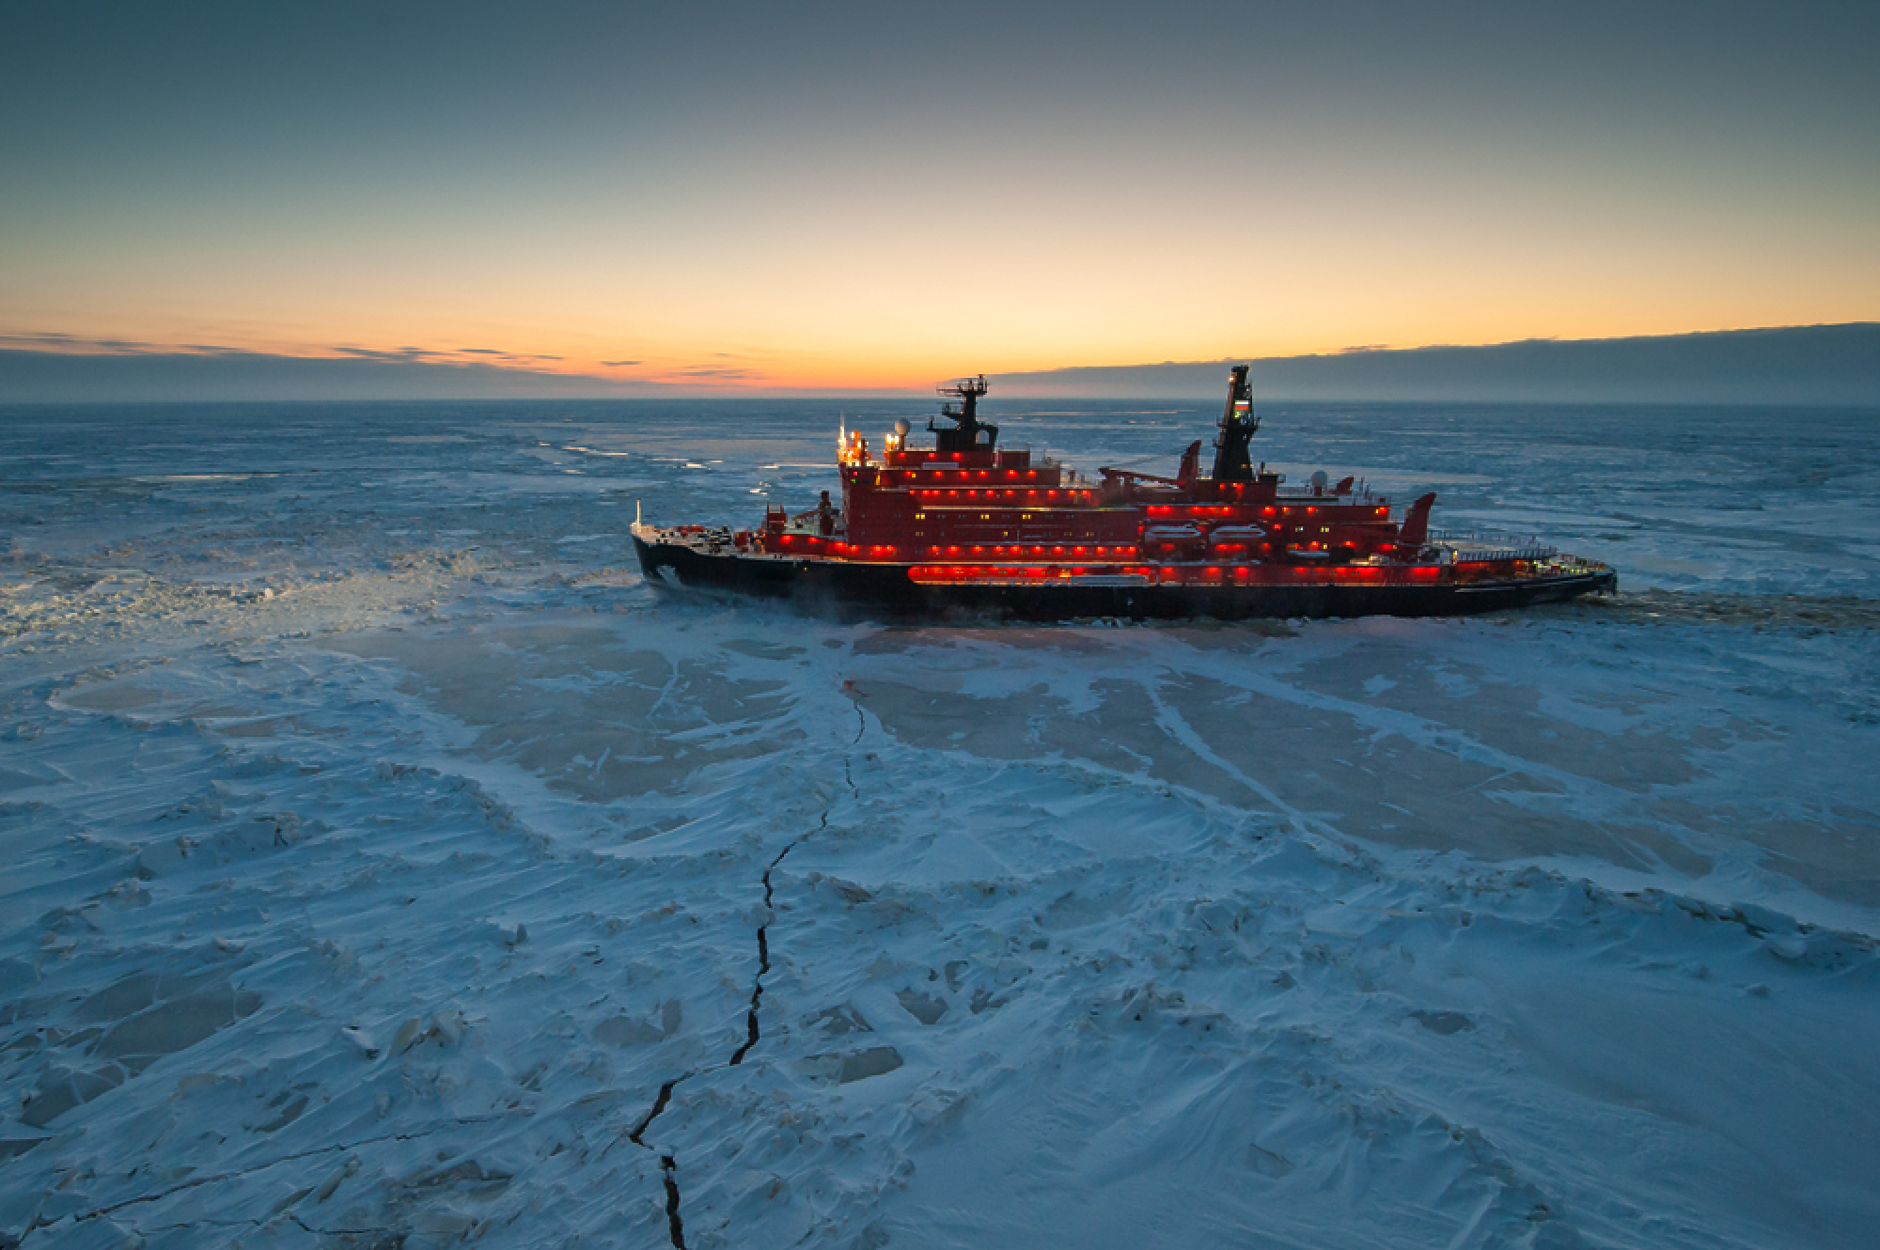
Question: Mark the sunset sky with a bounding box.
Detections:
[3,0,1875,392]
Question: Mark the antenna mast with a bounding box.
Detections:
[1210,365,1259,482]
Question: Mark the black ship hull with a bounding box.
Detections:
[633,533,1617,622]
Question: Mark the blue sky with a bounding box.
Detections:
[3,1,1876,393]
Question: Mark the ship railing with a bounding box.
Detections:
[1442,546,1559,563]
[1275,488,1379,503]
[1427,529,1557,562]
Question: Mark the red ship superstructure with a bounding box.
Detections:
[632,369,1615,619]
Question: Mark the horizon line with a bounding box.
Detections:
[1,321,1875,405]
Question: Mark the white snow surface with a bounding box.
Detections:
[2,399,1878,1249]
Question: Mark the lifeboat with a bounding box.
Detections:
[1206,524,1267,557]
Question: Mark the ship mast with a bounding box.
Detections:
[930,375,998,452]
[1210,365,1259,483]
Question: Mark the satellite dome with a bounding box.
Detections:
[893,418,911,439]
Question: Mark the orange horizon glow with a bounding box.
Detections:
[5,307,1873,395]
[8,176,1874,391]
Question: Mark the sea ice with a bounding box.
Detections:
[1,400,1876,1247]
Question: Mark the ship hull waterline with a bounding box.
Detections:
[632,533,1617,622]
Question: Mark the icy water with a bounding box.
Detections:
[3,399,1878,1248]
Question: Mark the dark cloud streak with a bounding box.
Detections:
[3,325,1873,404]
[672,366,764,379]
[0,348,650,402]
[995,325,1880,405]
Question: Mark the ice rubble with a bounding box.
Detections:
[2,592,1876,1248]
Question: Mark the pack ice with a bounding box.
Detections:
[2,400,1877,1249]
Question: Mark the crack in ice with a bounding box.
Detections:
[620,691,865,1248]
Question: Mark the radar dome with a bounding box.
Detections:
[1310,470,1330,490]
[893,418,911,439]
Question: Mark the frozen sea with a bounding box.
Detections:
[2,398,1878,1249]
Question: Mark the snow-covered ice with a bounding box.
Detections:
[2,400,1877,1248]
